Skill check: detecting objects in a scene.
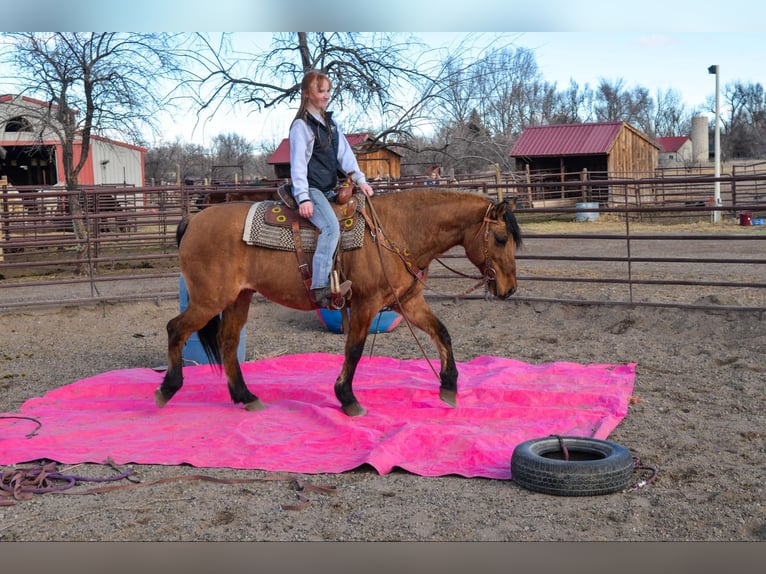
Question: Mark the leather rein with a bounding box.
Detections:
[357,198,502,381]
[359,200,499,300]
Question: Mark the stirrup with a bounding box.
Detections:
[321,271,351,309]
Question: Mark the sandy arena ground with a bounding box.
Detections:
[1,289,764,541]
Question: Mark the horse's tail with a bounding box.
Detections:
[175,214,222,367]
[197,315,223,367]
[176,215,190,248]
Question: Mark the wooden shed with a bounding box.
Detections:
[509,121,659,205]
[510,121,659,177]
[267,132,401,181]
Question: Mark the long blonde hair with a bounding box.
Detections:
[292,70,333,147]
[293,70,332,123]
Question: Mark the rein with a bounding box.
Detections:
[358,198,501,381]
[361,197,438,378]
[359,201,497,300]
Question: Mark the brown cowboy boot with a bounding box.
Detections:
[313,280,352,309]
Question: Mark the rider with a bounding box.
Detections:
[289,70,375,308]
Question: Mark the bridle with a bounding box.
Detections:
[434,203,502,298]
[360,200,504,301]
[357,198,506,381]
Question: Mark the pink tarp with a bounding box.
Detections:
[0,354,636,479]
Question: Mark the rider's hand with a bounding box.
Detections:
[359,182,374,197]
[299,201,313,218]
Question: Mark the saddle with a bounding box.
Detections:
[265,192,360,234]
[242,181,366,310]
[276,177,354,210]
[242,192,365,252]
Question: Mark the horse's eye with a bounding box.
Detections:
[494,233,507,246]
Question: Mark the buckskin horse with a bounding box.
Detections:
[156,188,522,416]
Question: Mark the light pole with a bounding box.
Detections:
[708,64,721,223]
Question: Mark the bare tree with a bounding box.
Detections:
[594,78,659,134]
[652,88,691,137]
[176,32,447,148]
[548,80,594,124]
[2,32,181,188]
[210,132,253,165]
[144,139,209,186]
[594,79,632,123]
[0,32,182,271]
[420,43,553,174]
[723,81,766,158]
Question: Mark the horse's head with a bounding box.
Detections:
[466,198,523,299]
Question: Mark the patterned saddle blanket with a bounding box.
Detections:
[242,194,366,252]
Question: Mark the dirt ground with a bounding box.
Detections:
[1,283,764,541]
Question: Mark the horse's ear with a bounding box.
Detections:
[491,196,516,219]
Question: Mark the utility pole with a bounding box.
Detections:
[708,64,721,223]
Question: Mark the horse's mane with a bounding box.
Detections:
[503,204,523,249]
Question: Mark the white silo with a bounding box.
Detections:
[691,116,709,165]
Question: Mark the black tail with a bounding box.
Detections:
[176,214,222,368]
[176,216,190,247]
[197,315,223,368]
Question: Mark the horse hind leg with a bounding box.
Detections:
[156,310,199,407]
[220,291,264,411]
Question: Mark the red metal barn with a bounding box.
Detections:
[0,95,146,188]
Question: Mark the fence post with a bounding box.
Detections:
[494,164,503,201]
[0,176,6,262]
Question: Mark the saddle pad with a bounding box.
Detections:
[242,195,366,252]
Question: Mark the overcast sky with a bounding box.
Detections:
[2,2,764,146]
[151,32,762,147]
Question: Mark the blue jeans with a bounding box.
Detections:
[307,187,340,289]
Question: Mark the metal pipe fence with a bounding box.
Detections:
[2,175,765,313]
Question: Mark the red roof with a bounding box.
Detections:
[657,136,689,153]
[267,132,371,165]
[510,121,632,157]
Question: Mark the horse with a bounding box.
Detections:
[156,188,522,417]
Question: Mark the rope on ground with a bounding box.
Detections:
[0,459,337,511]
[1,460,134,505]
[0,415,42,438]
[630,455,659,490]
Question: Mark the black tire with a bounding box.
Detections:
[511,436,634,496]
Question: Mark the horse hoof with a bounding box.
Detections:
[154,388,168,408]
[439,389,457,407]
[244,399,266,412]
[342,402,366,417]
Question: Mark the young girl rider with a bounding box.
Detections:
[288,70,375,308]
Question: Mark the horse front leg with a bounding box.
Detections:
[334,306,375,417]
[221,290,263,411]
[397,295,459,407]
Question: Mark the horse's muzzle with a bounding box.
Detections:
[489,280,517,299]
[499,285,517,299]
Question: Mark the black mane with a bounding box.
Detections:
[503,204,523,249]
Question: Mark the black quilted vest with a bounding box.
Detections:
[305,111,340,192]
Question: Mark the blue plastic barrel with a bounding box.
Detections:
[575,202,600,222]
[179,274,246,364]
[316,307,402,334]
